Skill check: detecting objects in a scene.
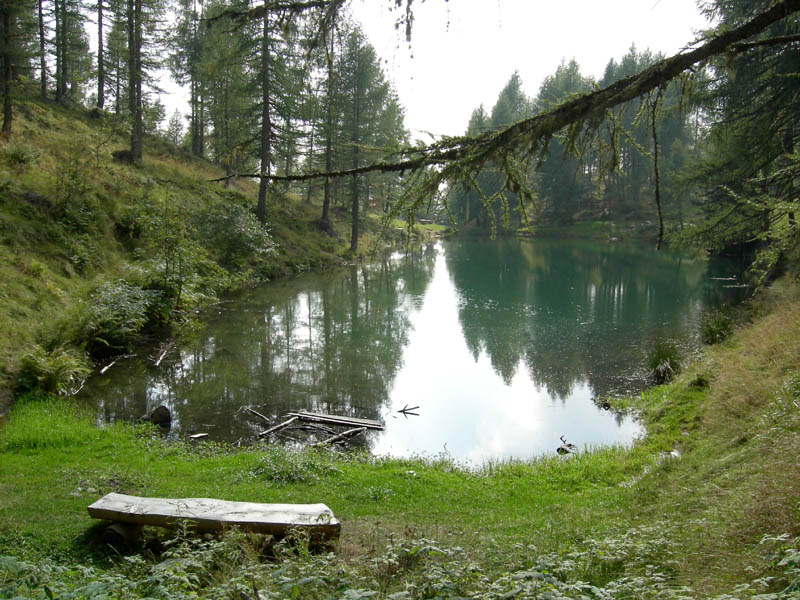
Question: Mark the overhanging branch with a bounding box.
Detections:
[212,0,800,186]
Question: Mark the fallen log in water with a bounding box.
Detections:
[287,411,384,431]
[311,426,367,447]
[244,406,271,425]
[258,416,298,438]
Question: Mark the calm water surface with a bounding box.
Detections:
[80,238,744,464]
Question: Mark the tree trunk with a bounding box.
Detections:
[349,53,362,253]
[54,0,62,102]
[1,5,12,136]
[320,29,334,231]
[129,0,143,163]
[38,0,46,101]
[60,0,68,101]
[114,53,120,115]
[97,0,105,109]
[305,126,315,204]
[256,13,271,225]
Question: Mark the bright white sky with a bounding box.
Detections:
[350,0,710,141]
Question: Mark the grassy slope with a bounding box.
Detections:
[0,280,798,597]
[0,98,414,410]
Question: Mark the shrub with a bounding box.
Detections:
[0,141,39,172]
[195,201,277,269]
[647,340,682,385]
[81,280,160,356]
[16,344,90,396]
[700,308,735,345]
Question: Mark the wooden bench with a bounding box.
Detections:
[88,493,340,543]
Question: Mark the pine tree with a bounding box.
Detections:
[688,0,800,280]
[169,0,207,157]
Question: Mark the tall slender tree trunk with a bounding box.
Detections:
[305,126,315,204]
[349,54,362,253]
[97,0,105,108]
[320,29,334,231]
[190,78,199,154]
[283,112,292,189]
[59,0,68,101]
[128,0,143,163]
[256,13,271,225]
[1,5,13,136]
[114,54,120,114]
[54,0,62,102]
[38,0,46,100]
[198,92,204,155]
[188,0,201,157]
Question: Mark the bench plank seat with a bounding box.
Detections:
[87,493,340,539]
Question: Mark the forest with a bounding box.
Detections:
[0,0,799,598]
[1,0,797,270]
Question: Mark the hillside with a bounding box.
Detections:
[0,97,408,411]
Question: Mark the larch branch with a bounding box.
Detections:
[210,0,800,184]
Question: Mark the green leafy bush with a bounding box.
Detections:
[15,345,90,396]
[81,280,160,356]
[195,201,277,268]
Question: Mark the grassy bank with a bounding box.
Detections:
[0,97,430,411]
[1,280,798,598]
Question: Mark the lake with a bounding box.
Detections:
[79,238,745,464]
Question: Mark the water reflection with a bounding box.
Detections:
[445,239,715,400]
[81,239,742,463]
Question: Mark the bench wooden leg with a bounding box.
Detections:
[103,522,143,546]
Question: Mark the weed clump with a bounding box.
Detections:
[647,339,682,385]
[248,447,342,485]
[0,141,40,172]
[700,308,735,345]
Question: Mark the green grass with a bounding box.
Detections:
[3,280,799,597]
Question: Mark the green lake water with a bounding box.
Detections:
[80,238,745,464]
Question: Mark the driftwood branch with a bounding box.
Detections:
[311,426,367,447]
[152,341,174,367]
[244,406,271,425]
[258,416,299,438]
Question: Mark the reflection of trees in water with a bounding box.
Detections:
[82,246,437,442]
[444,238,716,399]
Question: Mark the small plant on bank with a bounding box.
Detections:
[248,447,342,485]
[647,339,682,385]
[700,308,735,344]
[15,344,90,396]
[0,141,40,172]
[80,280,161,357]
